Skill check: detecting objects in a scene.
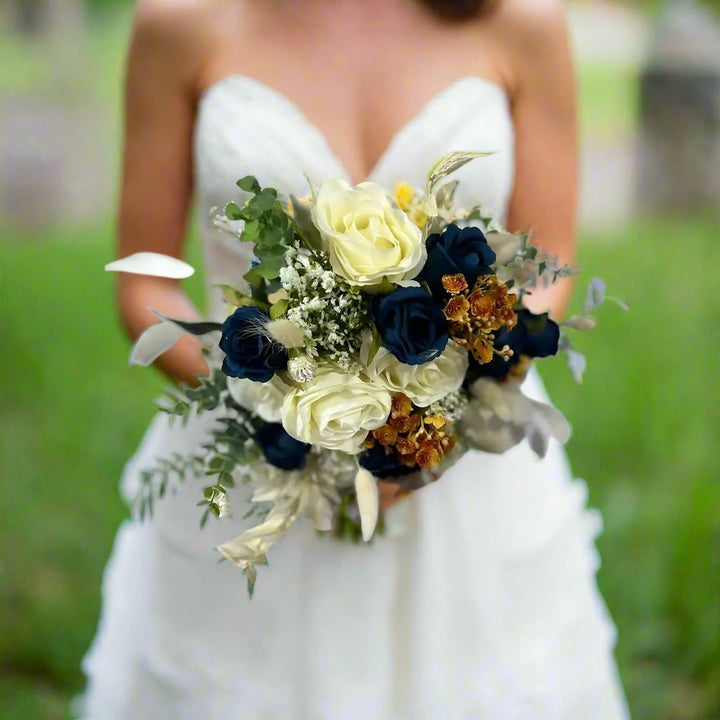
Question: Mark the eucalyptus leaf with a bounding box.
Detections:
[237,176,261,194]
[216,284,269,310]
[241,219,261,242]
[253,189,279,212]
[225,202,244,221]
[256,243,288,260]
[243,265,266,290]
[269,298,290,320]
[217,284,246,306]
[259,226,286,247]
[252,255,286,280]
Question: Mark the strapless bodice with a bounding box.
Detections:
[193,74,515,317]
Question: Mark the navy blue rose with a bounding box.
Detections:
[517,310,560,359]
[219,306,288,382]
[470,310,560,380]
[256,423,310,471]
[419,224,496,298]
[359,443,417,479]
[370,287,449,366]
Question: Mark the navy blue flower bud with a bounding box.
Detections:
[219,307,288,382]
[471,309,560,380]
[359,443,417,479]
[256,423,310,471]
[419,224,496,298]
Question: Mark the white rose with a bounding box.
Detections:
[365,341,468,407]
[281,370,392,453]
[227,375,292,423]
[312,179,426,289]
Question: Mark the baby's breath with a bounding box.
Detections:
[281,244,370,371]
[428,389,469,423]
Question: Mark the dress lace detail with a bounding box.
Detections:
[80,75,629,720]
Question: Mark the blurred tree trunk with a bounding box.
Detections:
[5,0,83,38]
[638,0,720,213]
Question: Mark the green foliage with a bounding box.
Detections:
[225,176,295,283]
[140,370,263,526]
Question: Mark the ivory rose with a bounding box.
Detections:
[365,342,468,407]
[227,374,292,423]
[312,179,426,289]
[281,370,392,453]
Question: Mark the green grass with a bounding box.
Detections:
[578,62,640,140]
[1,216,718,719]
[542,217,720,719]
[0,7,131,105]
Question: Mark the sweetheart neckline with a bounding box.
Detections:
[197,74,510,185]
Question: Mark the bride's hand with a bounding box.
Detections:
[378,469,441,511]
[378,481,406,512]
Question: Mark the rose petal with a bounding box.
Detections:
[105,252,195,279]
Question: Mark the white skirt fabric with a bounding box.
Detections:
[80,369,629,719]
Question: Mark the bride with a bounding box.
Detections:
[81,0,630,717]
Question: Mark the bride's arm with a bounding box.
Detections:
[115,1,211,386]
[502,0,578,319]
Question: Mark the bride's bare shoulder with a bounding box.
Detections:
[129,0,235,93]
[483,0,569,50]
[482,0,572,93]
[133,0,233,28]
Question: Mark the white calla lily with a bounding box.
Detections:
[130,321,186,366]
[105,252,195,279]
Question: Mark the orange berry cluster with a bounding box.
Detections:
[365,394,456,472]
[441,273,518,364]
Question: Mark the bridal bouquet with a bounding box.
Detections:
[107,152,614,593]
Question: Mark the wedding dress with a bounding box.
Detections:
[80,76,629,719]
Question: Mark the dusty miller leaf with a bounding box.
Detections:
[563,315,597,331]
[565,348,587,383]
[584,278,606,314]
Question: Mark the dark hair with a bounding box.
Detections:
[418,0,497,20]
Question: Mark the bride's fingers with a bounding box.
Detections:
[378,481,406,512]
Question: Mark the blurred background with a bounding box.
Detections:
[1,0,718,717]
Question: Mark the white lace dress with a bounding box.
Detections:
[81,76,630,719]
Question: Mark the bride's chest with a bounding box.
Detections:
[194,74,515,223]
[200,8,508,187]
